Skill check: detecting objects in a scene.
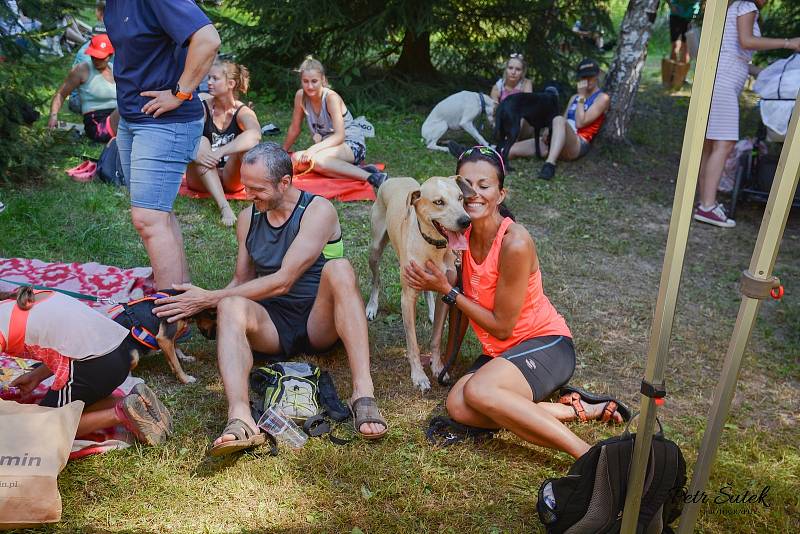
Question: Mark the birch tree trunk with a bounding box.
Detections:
[600,0,661,142]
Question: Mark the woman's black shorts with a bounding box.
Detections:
[467,335,575,402]
[40,338,134,408]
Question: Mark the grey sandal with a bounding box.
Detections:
[349,397,388,440]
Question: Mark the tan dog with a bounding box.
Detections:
[366,176,474,392]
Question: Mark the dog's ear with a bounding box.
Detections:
[407,189,421,207]
[454,175,476,198]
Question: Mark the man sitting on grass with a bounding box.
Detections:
[153,142,387,455]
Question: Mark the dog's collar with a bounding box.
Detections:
[418,219,447,249]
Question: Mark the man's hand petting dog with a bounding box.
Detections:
[403,260,451,295]
[154,283,216,322]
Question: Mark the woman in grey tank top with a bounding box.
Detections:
[283,57,388,188]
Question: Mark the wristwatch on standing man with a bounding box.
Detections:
[172,83,193,101]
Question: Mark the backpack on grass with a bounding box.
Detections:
[250,362,322,423]
[95,138,126,186]
[249,361,351,434]
[537,419,686,534]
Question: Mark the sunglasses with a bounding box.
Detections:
[509,53,524,60]
[458,145,506,178]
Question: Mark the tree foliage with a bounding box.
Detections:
[0,0,83,178]
[215,0,612,98]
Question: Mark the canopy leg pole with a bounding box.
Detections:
[678,93,800,533]
[620,1,728,530]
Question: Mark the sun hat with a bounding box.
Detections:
[575,58,600,78]
[85,34,114,59]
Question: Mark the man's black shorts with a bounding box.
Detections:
[259,295,320,357]
[467,335,576,402]
[669,15,691,43]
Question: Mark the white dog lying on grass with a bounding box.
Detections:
[421,91,495,152]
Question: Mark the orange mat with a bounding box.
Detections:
[178,163,383,202]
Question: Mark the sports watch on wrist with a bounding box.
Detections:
[441,286,461,306]
[172,83,193,101]
[576,96,586,104]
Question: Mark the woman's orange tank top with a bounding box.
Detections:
[462,217,571,357]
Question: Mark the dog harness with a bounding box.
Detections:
[107,291,173,350]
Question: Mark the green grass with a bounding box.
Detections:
[2,48,799,534]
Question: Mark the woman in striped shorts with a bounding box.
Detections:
[695,0,799,228]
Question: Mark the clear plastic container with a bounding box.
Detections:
[257,406,308,449]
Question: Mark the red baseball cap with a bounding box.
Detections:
[86,34,114,59]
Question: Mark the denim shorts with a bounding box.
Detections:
[116,118,203,212]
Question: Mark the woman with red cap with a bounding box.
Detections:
[48,33,119,143]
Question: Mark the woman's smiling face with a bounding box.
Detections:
[458,160,505,221]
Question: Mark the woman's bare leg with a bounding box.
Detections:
[311,144,371,181]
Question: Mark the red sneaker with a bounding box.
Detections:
[693,203,735,228]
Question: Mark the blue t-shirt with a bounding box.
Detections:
[104,0,211,124]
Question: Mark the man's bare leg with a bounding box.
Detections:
[131,207,189,287]
[212,296,281,447]
[306,259,385,437]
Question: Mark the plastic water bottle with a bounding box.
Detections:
[257,406,308,449]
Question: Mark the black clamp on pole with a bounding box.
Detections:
[641,379,667,406]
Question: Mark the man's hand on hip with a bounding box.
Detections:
[140,90,183,118]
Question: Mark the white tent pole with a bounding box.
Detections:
[619,1,728,531]
[678,93,800,533]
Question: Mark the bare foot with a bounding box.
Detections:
[220,205,236,227]
[580,400,624,424]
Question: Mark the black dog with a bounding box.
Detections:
[109,288,217,384]
[493,87,560,170]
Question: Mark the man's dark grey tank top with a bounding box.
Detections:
[245,190,325,301]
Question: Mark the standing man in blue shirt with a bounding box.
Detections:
[105,1,220,288]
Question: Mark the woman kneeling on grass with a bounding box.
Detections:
[403,146,628,459]
[186,60,261,226]
[2,287,172,446]
[283,56,387,188]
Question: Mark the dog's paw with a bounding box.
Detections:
[365,302,378,321]
[176,349,196,363]
[411,371,431,393]
[181,375,197,384]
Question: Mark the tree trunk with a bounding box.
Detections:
[599,0,661,143]
[394,30,438,79]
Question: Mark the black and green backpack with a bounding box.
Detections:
[249,362,351,442]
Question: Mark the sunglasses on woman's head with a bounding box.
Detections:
[458,145,506,178]
[509,53,524,60]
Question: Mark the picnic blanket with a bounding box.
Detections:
[0,257,155,312]
[0,258,155,459]
[178,162,383,202]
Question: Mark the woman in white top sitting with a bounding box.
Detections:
[283,56,387,188]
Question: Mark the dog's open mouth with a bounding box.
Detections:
[432,220,468,250]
